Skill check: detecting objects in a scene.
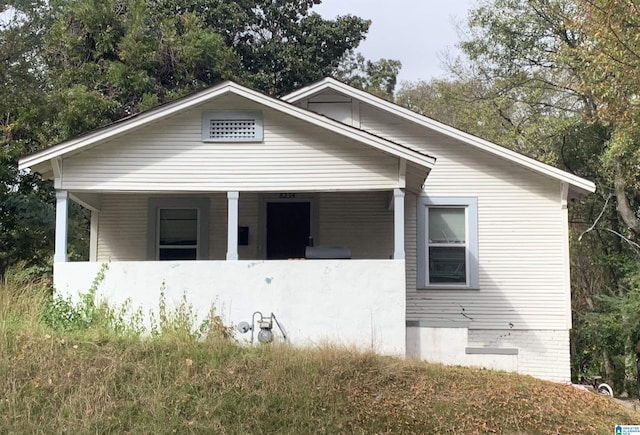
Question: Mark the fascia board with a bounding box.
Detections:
[282,78,338,102]
[284,78,596,194]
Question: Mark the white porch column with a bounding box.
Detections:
[89,210,99,262]
[393,188,405,260]
[226,191,239,260]
[54,190,69,263]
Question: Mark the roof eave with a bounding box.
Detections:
[283,78,596,194]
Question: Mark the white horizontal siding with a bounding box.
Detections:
[61,95,399,192]
[96,194,148,261]
[97,193,228,261]
[319,191,393,259]
[358,105,569,331]
[95,191,396,262]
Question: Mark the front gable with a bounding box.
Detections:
[20,81,435,193]
[58,93,403,192]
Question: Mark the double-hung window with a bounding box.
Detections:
[147,198,210,261]
[417,196,478,289]
[158,208,198,260]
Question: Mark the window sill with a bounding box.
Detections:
[417,285,480,291]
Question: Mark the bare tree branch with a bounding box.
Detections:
[578,194,611,241]
[578,191,640,255]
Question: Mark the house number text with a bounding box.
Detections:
[279,193,296,199]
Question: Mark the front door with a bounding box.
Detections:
[266,202,310,259]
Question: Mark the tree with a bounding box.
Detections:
[44,0,238,140]
[563,0,640,237]
[396,78,526,153]
[0,1,56,279]
[335,52,402,100]
[563,0,640,393]
[150,0,371,95]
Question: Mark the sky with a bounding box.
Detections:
[314,0,476,84]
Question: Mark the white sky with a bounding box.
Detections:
[314,0,476,84]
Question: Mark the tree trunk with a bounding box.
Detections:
[614,158,640,235]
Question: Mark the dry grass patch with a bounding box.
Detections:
[0,277,637,433]
[1,336,638,434]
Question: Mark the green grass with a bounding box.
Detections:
[0,277,638,434]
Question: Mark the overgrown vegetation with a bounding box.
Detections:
[0,276,638,434]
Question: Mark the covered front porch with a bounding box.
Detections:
[53,188,409,354]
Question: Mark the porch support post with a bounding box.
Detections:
[226,191,239,260]
[54,190,69,263]
[393,188,405,260]
[89,210,99,262]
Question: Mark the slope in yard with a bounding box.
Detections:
[0,277,637,434]
[2,333,638,434]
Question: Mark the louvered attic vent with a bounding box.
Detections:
[202,111,264,142]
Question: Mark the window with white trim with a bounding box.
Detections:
[147,198,210,261]
[417,197,478,289]
[202,111,263,142]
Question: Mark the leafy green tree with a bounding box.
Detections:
[0,1,55,279]
[44,0,238,139]
[151,0,371,95]
[335,52,402,100]
[561,0,640,393]
[454,0,597,163]
[396,78,523,153]
[562,0,640,238]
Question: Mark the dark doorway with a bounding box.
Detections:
[266,202,310,259]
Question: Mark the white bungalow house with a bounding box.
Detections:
[19,78,595,382]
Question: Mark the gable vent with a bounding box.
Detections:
[202,111,263,142]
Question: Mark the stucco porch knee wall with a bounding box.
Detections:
[53,260,406,355]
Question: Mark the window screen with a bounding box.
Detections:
[417,196,479,289]
[428,207,467,284]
